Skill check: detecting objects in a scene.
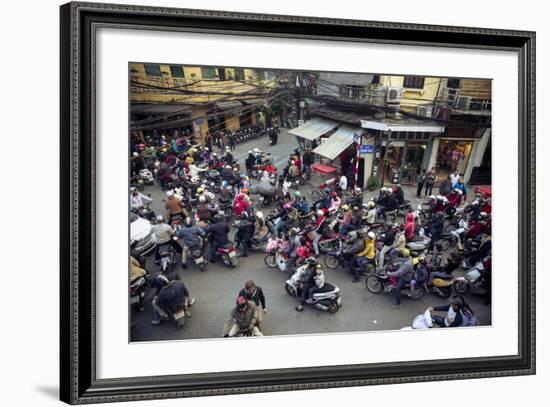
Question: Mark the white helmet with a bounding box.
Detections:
[130,186,136,192]
[256,211,264,219]
[472,200,480,206]
[213,153,218,157]
[248,150,252,154]
[457,190,463,195]
[225,165,232,169]
[156,214,165,223]
[480,211,488,218]
[355,187,361,193]
[291,160,295,165]
[199,195,206,203]
[367,231,376,239]
[429,195,436,200]
[132,152,139,157]
[316,209,324,216]
[205,147,209,151]
[166,190,174,197]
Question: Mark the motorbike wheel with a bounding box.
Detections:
[409,288,425,300]
[453,280,469,294]
[284,283,297,297]
[324,255,339,270]
[264,253,278,268]
[327,302,339,313]
[439,286,452,298]
[365,275,383,293]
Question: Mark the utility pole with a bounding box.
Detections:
[381,130,391,187]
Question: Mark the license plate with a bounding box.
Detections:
[130,296,140,305]
[195,256,203,263]
[259,196,264,201]
[228,251,236,258]
[173,310,185,320]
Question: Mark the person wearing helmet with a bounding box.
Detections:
[427,211,445,251]
[268,202,292,238]
[288,159,300,178]
[245,150,255,175]
[338,204,354,236]
[365,201,377,225]
[238,280,267,330]
[150,275,195,325]
[175,218,206,269]
[305,264,326,303]
[353,230,376,282]
[429,295,476,328]
[342,230,364,280]
[204,216,231,264]
[310,209,328,257]
[375,188,389,219]
[394,184,405,206]
[234,211,255,257]
[164,191,189,225]
[328,191,341,215]
[151,215,183,264]
[387,247,414,309]
[252,211,269,244]
[446,189,461,214]
[223,296,262,337]
[232,192,250,218]
[130,187,153,212]
[222,146,234,167]
[294,258,320,311]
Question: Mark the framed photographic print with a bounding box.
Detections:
[60,1,535,404]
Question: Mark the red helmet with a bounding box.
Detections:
[332,191,338,197]
[236,296,248,310]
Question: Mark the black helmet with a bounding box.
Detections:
[305,257,317,266]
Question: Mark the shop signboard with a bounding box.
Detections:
[360,144,374,153]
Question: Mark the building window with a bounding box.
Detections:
[234,68,245,81]
[144,64,161,77]
[371,75,380,84]
[339,84,364,100]
[201,67,217,79]
[218,68,226,81]
[263,70,276,80]
[447,78,461,89]
[169,65,184,78]
[403,76,425,89]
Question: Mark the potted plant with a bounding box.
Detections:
[366,175,380,191]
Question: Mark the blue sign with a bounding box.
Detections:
[360,144,374,153]
[195,118,203,125]
[353,132,361,144]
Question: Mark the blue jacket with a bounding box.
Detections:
[176,226,205,248]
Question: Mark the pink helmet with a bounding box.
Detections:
[283,203,292,210]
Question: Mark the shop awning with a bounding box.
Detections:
[313,126,360,160]
[361,119,445,133]
[288,118,338,141]
[215,101,243,110]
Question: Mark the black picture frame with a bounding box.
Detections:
[60,2,536,404]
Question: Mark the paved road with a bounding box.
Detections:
[130,129,491,342]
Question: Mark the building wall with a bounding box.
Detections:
[379,75,443,113]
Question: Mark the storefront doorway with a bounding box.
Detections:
[435,140,473,180]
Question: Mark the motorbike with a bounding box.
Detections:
[213,243,238,268]
[167,301,188,329]
[285,272,342,313]
[264,237,287,270]
[158,239,178,272]
[181,245,206,271]
[453,260,489,295]
[396,201,414,219]
[323,243,375,275]
[365,271,425,300]
[132,203,156,222]
[129,276,147,311]
[169,213,185,233]
[139,168,155,185]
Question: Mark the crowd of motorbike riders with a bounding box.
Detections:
[129,129,491,335]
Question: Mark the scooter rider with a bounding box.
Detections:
[164,190,189,224]
[387,248,414,309]
[378,223,396,270]
[204,215,231,264]
[295,257,320,312]
[151,215,183,264]
[130,187,153,211]
[234,212,255,257]
[245,150,255,174]
[343,230,366,282]
[176,218,206,269]
[353,230,376,282]
[151,275,195,325]
[223,296,263,337]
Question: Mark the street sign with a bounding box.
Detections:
[359,144,374,153]
[195,118,203,125]
[353,132,361,144]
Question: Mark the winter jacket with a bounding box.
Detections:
[229,302,258,333]
[205,222,230,245]
[388,258,414,281]
[238,286,266,309]
[130,256,146,282]
[176,226,205,248]
[151,223,173,245]
[404,213,416,240]
[165,196,184,215]
[344,237,365,254]
[383,230,396,246]
[393,232,407,250]
[156,280,186,312]
[358,238,375,259]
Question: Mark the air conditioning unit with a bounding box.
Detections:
[455,96,472,110]
[416,105,433,117]
[386,87,403,104]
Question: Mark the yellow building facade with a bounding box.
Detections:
[129,63,275,141]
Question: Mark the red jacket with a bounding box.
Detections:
[233,199,249,216]
[446,193,460,209]
[404,213,416,240]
